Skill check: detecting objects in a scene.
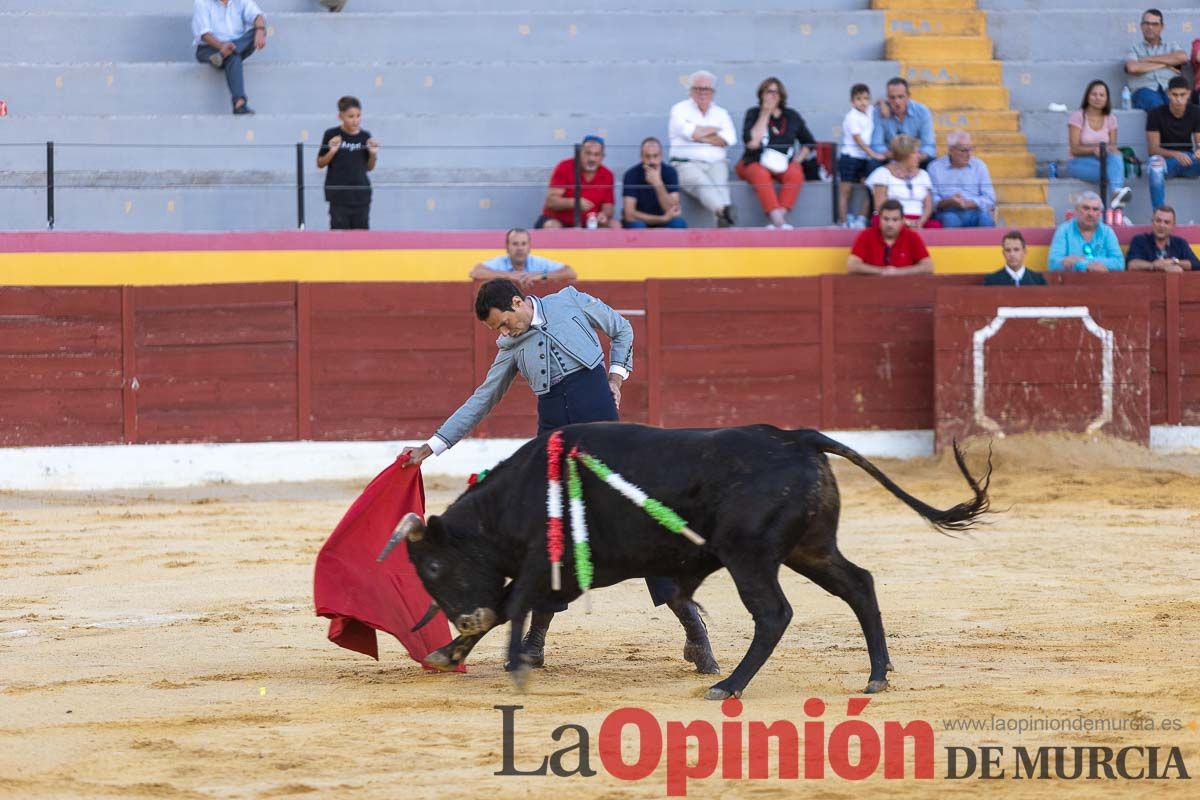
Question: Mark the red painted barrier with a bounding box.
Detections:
[934,287,1152,449]
[0,275,1194,448]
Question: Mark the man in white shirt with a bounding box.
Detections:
[192,0,267,115]
[668,70,738,227]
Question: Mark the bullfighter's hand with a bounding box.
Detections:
[400,444,433,467]
[608,375,623,409]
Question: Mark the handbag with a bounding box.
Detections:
[759,133,792,175]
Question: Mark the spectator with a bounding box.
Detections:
[621,137,686,229]
[1146,76,1200,211]
[537,135,617,229]
[928,130,997,228]
[318,0,348,10]
[1126,205,1200,271]
[984,231,1047,286]
[1124,8,1187,112]
[469,228,578,287]
[1192,37,1200,106]
[192,0,266,115]
[1048,192,1124,272]
[847,199,934,276]
[736,77,815,230]
[1066,80,1131,209]
[668,70,738,227]
[870,77,936,167]
[316,96,378,230]
[865,135,939,228]
[839,83,886,228]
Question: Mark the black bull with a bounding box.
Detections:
[394,423,990,699]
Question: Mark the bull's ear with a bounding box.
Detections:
[398,512,427,542]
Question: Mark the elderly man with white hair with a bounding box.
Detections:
[1048,191,1125,272]
[927,130,996,228]
[668,70,738,227]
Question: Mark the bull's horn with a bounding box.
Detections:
[377,512,426,562]
[410,602,440,633]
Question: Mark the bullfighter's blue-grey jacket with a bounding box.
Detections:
[432,286,633,450]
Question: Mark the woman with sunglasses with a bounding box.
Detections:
[864,135,940,228]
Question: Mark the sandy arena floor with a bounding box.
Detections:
[2,435,1199,799]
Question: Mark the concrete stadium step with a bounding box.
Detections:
[913,84,1010,111]
[997,204,1055,227]
[1002,61,1129,114]
[981,1,1140,9]
[905,60,1003,85]
[1046,176,1200,226]
[885,35,993,61]
[988,9,1200,61]
[932,109,1020,132]
[875,0,976,9]
[0,169,844,232]
[974,150,1036,177]
[936,130,1027,148]
[1022,110,1151,162]
[17,0,875,11]
[0,61,900,117]
[0,10,888,64]
[994,179,1048,205]
[885,10,986,36]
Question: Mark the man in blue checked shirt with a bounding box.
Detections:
[1048,192,1125,272]
[192,0,267,115]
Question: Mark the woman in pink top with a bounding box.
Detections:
[1066,80,1130,207]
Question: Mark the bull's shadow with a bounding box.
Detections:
[390,422,991,699]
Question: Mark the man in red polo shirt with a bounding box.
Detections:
[536,134,618,229]
[846,199,935,275]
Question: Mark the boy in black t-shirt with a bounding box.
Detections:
[1146,77,1200,211]
[317,96,378,229]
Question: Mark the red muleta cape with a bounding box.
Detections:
[313,457,455,666]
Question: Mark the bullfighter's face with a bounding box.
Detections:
[482,295,535,337]
[405,516,507,636]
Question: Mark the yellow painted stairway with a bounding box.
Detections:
[874,0,1054,226]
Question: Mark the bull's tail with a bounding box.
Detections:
[801,431,991,534]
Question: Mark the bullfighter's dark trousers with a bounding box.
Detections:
[535,365,677,612]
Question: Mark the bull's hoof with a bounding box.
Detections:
[503,654,544,672]
[704,685,742,701]
[424,647,455,672]
[509,662,532,692]
[683,641,720,675]
[863,679,889,694]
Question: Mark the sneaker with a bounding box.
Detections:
[778,222,794,230]
[232,102,255,115]
[1110,186,1132,209]
[717,205,737,227]
[208,52,224,68]
[764,223,778,230]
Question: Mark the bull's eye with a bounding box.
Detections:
[426,559,444,580]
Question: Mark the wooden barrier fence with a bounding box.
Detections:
[0,274,1195,447]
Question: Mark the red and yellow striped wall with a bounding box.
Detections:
[4,228,1198,285]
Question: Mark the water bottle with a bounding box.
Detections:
[1047,162,1057,179]
[1121,85,1132,111]
[585,212,598,229]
